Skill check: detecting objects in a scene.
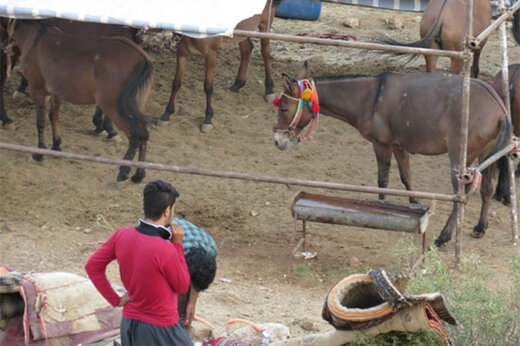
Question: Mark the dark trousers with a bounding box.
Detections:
[121,317,193,346]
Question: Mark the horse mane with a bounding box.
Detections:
[314,72,393,82]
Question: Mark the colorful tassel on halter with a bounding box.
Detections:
[272,97,280,107]
[311,102,320,113]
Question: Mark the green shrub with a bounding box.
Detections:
[382,236,520,345]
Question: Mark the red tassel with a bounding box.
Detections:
[272,97,280,107]
[311,102,320,113]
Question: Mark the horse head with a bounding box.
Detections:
[272,62,320,150]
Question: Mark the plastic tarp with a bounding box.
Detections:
[0,0,269,38]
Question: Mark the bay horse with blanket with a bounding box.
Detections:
[272,63,512,246]
[379,0,520,78]
[9,19,153,182]
[159,0,283,132]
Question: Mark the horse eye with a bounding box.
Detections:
[280,108,288,113]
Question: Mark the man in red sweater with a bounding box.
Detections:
[85,180,192,345]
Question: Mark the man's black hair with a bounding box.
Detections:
[185,248,217,292]
[143,180,179,220]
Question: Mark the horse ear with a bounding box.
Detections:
[282,73,293,93]
[296,61,309,79]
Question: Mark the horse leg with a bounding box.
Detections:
[31,88,48,161]
[393,146,419,204]
[424,55,438,73]
[229,38,253,93]
[201,50,216,132]
[16,75,29,95]
[260,37,275,101]
[160,51,186,121]
[0,50,12,125]
[131,139,148,183]
[92,107,104,134]
[117,135,139,182]
[449,57,464,75]
[471,49,481,78]
[92,107,118,139]
[471,166,495,238]
[373,143,392,200]
[48,95,62,151]
[493,156,511,205]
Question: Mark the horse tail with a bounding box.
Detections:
[513,4,520,45]
[376,0,448,62]
[117,58,153,140]
[487,114,513,202]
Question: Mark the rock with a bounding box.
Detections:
[0,224,12,234]
[226,322,291,343]
[385,16,405,30]
[414,15,422,23]
[293,318,319,332]
[343,18,360,28]
[347,256,362,268]
[188,325,213,342]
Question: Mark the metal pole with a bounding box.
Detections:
[472,0,520,48]
[498,0,519,244]
[472,142,515,173]
[232,29,465,58]
[0,142,459,201]
[456,0,475,269]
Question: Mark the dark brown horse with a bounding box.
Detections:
[272,64,512,246]
[380,0,492,78]
[0,17,142,139]
[159,0,283,132]
[10,19,153,182]
[493,64,520,177]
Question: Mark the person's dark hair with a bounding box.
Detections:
[143,180,179,220]
[185,248,217,292]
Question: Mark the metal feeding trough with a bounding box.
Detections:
[290,191,433,254]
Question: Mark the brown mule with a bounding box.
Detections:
[10,19,153,182]
[0,17,142,139]
[272,63,512,246]
[380,0,492,78]
[159,0,283,132]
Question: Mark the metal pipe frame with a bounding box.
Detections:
[232,29,465,58]
[497,0,519,244]
[472,0,520,48]
[0,142,459,201]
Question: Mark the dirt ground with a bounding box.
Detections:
[1,2,520,342]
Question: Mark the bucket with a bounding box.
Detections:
[275,0,322,21]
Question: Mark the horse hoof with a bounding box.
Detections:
[116,173,129,182]
[159,113,172,122]
[158,119,169,127]
[229,80,246,93]
[264,93,276,103]
[200,123,213,133]
[12,91,24,99]
[470,230,485,239]
[433,237,446,248]
[493,192,511,206]
[31,154,44,162]
[108,134,122,143]
[131,174,145,184]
